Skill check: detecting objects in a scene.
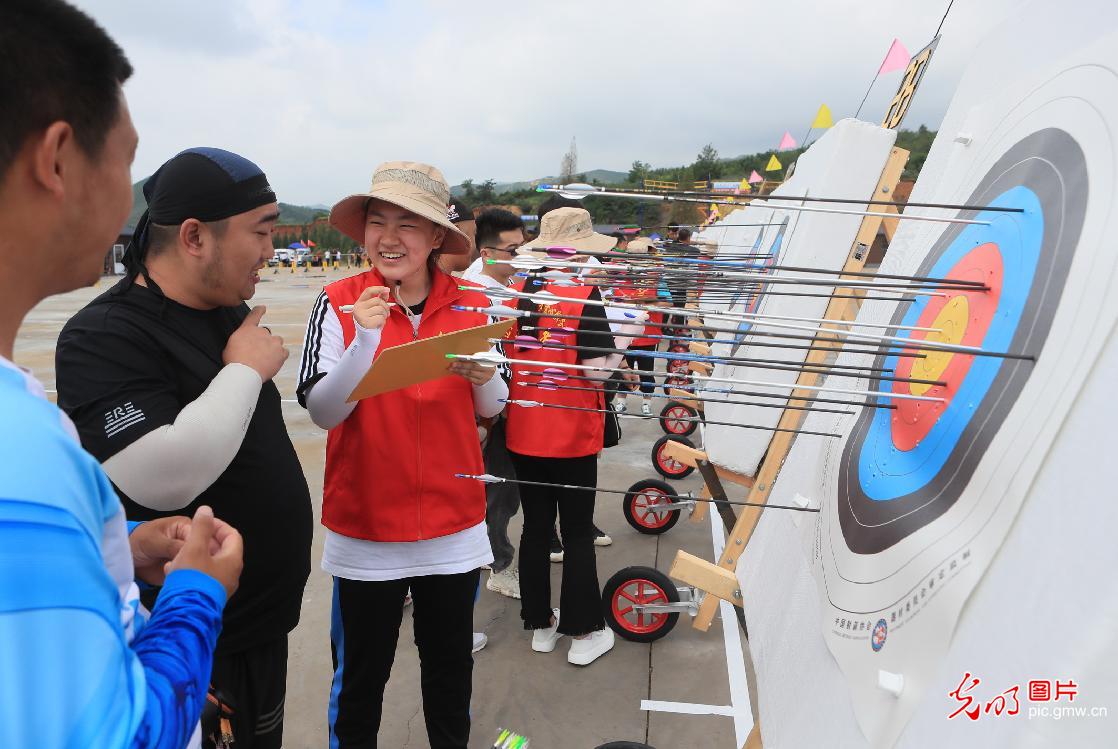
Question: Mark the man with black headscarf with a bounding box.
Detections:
[55,147,313,749]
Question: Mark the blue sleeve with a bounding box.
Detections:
[657,279,673,300]
[130,569,226,749]
[0,502,223,749]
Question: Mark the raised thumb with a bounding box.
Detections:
[184,505,217,552]
[242,306,267,327]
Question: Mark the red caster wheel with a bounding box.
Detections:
[659,401,698,436]
[651,435,696,479]
[603,566,681,642]
[622,478,682,534]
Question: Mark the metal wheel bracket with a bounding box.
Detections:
[632,587,700,616]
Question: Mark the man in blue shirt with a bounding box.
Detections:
[0,1,244,747]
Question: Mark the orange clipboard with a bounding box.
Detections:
[346,318,515,401]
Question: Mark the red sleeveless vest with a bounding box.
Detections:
[505,282,605,458]
[321,268,492,541]
[614,285,663,348]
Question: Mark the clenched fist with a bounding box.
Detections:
[223,306,288,381]
[352,286,392,331]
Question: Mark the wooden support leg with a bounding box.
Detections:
[686,146,911,633]
[690,483,711,523]
[743,721,763,749]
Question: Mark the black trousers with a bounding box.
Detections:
[483,417,520,573]
[205,636,289,749]
[328,570,480,749]
[511,452,604,636]
[625,345,657,394]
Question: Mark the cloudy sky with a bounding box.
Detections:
[75,0,1024,206]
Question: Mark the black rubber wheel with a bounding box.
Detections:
[667,358,690,374]
[662,375,692,394]
[603,565,681,643]
[622,478,682,534]
[659,401,698,436]
[651,435,696,479]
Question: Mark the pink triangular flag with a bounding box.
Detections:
[878,38,911,75]
[778,131,797,150]
[748,170,763,184]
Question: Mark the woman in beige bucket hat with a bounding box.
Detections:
[502,205,647,666]
[296,161,506,748]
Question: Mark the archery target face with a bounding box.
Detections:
[729,215,791,355]
[836,129,1086,555]
[738,12,1118,748]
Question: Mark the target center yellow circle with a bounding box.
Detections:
[909,295,970,396]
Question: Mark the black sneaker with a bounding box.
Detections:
[593,525,613,547]
[550,533,564,563]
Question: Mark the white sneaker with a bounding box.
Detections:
[532,609,562,653]
[613,399,627,414]
[487,568,521,599]
[641,400,652,416]
[472,632,488,653]
[568,627,615,666]
[593,526,613,547]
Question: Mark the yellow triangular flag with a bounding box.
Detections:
[765,154,782,172]
[738,178,751,193]
[811,103,834,129]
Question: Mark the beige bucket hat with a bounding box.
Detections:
[329,161,472,255]
[625,237,654,255]
[517,207,617,257]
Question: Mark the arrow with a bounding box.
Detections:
[534,184,992,225]
[455,474,820,513]
[448,352,944,403]
[537,182,1023,214]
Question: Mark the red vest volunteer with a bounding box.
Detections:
[297,161,506,749]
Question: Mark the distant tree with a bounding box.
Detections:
[460,179,477,202]
[693,143,722,180]
[560,137,578,182]
[477,179,497,204]
[628,160,651,184]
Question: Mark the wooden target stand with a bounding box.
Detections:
[662,146,910,748]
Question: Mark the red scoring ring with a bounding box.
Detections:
[891,243,1003,451]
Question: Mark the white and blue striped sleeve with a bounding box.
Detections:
[296,291,346,407]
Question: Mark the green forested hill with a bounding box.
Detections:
[453,126,938,226]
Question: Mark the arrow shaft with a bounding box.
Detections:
[497,338,945,388]
[540,183,1022,213]
[455,474,820,512]
[502,399,842,438]
[518,380,855,415]
[520,370,898,410]
[537,187,991,225]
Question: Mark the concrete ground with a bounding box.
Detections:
[16,268,756,749]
